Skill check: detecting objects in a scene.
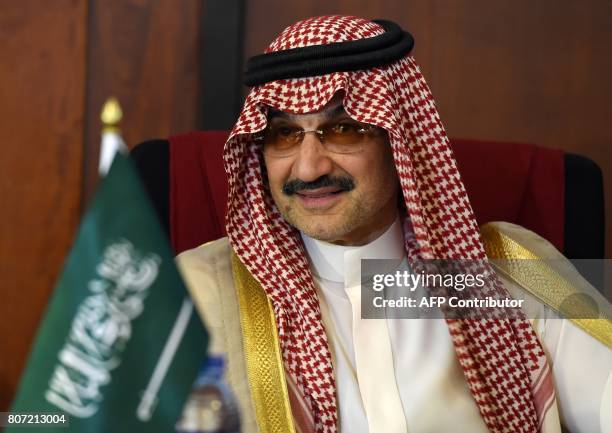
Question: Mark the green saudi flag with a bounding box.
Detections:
[8,153,208,432]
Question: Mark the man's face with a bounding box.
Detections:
[262,94,400,246]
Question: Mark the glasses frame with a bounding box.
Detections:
[254,120,385,157]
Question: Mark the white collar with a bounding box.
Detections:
[301,217,405,284]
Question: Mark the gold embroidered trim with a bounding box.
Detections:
[231,252,296,433]
[481,224,612,348]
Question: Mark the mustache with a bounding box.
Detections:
[282,175,355,196]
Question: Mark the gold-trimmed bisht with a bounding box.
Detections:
[481,222,611,348]
[231,252,296,433]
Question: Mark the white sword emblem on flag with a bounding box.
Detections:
[136,298,194,421]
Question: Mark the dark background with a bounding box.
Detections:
[1,0,611,409]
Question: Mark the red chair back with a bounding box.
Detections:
[168,132,564,254]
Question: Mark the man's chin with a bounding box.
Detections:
[294,219,349,243]
[278,201,354,241]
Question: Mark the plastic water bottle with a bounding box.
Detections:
[176,355,241,433]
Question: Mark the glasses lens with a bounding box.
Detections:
[261,121,382,156]
[323,122,376,153]
[326,122,363,143]
[263,126,301,156]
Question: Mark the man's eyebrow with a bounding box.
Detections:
[267,107,289,120]
[323,104,347,119]
[267,104,347,121]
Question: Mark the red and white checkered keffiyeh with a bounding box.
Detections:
[224,15,557,433]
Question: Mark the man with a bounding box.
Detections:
[176,16,611,433]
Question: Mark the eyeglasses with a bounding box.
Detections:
[256,121,385,157]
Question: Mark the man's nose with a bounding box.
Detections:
[291,132,334,182]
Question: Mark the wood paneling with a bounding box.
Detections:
[428,0,612,259]
[244,0,612,257]
[0,0,204,409]
[0,0,88,409]
[82,0,203,206]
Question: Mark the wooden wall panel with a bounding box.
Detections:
[83,0,203,204]
[0,0,204,410]
[245,0,612,257]
[0,0,87,409]
[428,0,612,259]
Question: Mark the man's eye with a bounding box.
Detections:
[331,123,358,134]
[274,126,298,138]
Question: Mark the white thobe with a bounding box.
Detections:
[301,219,612,433]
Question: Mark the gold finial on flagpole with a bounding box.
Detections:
[98,97,128,175]
[101,97,123,131]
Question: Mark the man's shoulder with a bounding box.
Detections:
[480,221,565,260]
[481,221,611,348]
[175,237,231,272]
[480,220,592,298]
[175,237,234,320]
